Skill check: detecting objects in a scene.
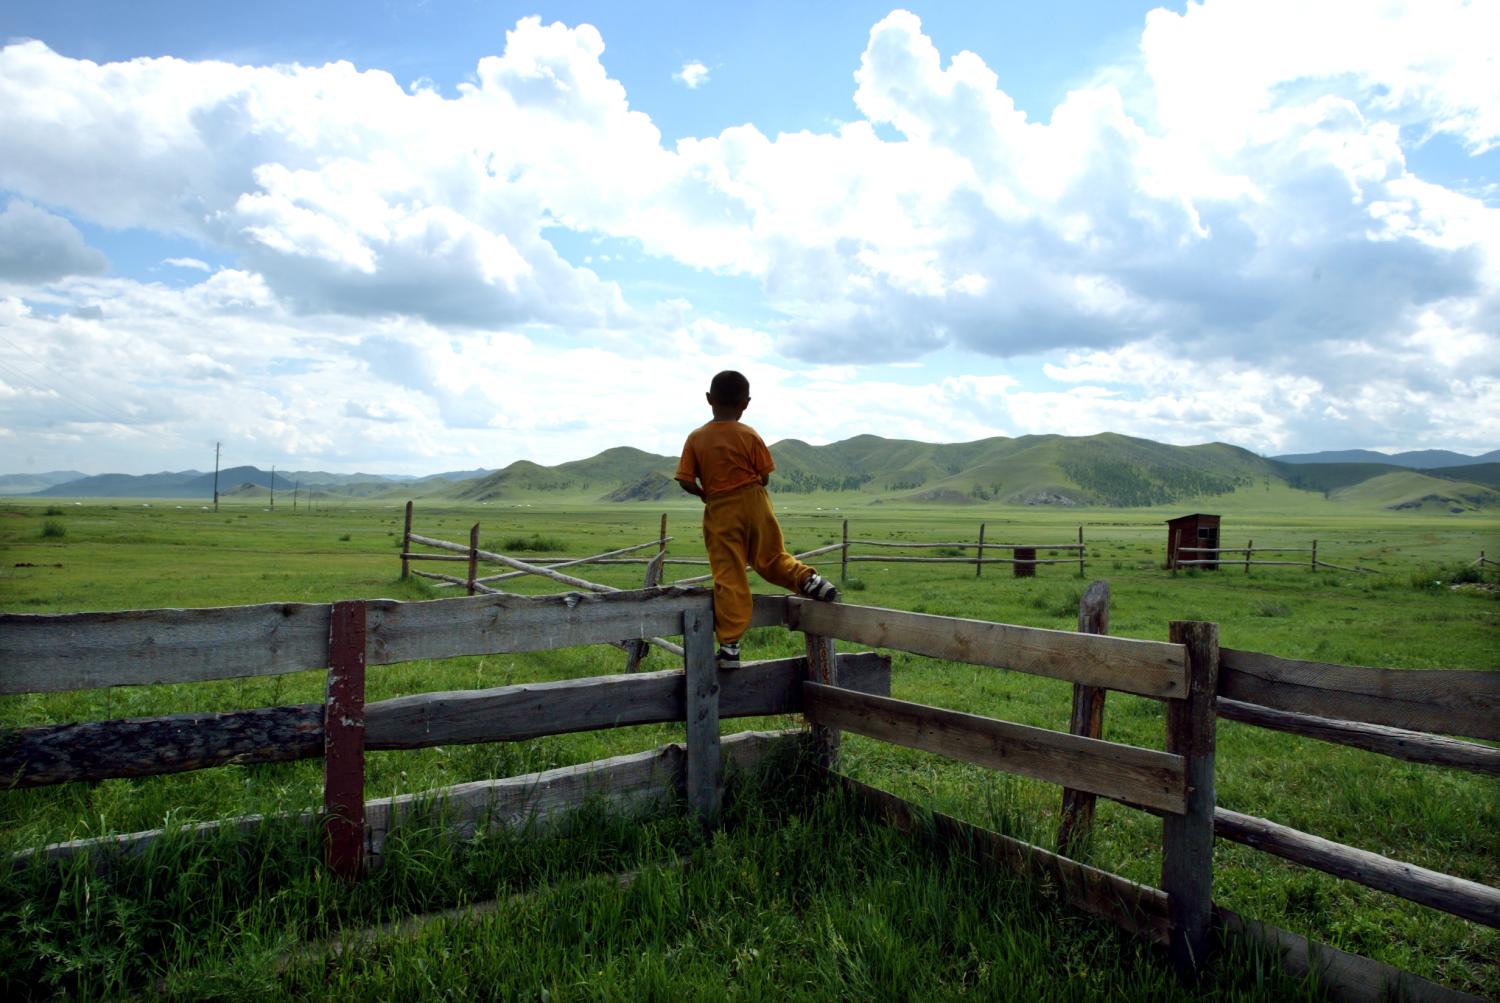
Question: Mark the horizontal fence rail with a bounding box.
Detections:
[803,682,1187,814]
[1219,648,1500,742]
[787,598,1187,699]
[0,587,792,695]
[20,731,799,868]
[1216,698,1500,776]
[0,654,892,789]
[1213,808,1500,930]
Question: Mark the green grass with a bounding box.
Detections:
[0,750,1329,1001]
[1,494,1496,998]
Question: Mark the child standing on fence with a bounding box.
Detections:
[676,370,838,667]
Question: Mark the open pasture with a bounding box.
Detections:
[1,495,1496,998]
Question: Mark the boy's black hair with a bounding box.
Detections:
[708,370,750,404]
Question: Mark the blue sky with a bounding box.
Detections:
[1,0,1496,475]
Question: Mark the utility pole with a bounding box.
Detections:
[213,442,220,512]
[270,465,276,510]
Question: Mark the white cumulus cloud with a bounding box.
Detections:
[674,60,710,89]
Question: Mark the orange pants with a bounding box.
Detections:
[703,483,814,644]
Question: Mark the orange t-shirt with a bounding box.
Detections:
[676,420,775,497]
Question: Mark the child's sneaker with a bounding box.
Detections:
[799,573,839,602]
[716,642,742,669]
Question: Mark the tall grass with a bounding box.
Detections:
[1,753,1327,1001]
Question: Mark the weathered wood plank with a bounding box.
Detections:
[1213,907,1483,1003]
[787,598,1186,699]
[0,588,717,694]
[1161,620,1219,976]
[323,600,367,879]
[1214,808,1500,930]
[683,610,720,824]
[0,654,892,788]
[805,632,839,770]
[15,731,800,868]
[1219,648,1500,741]
[802,682,1186,814]
[1057,580,1110,857]
[0,705,324,787]
[367,588,713,666]
[1217,698,1500,776]
[0,601,335,694]
[836,773,1171,946]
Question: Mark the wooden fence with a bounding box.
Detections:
[1170,539,1373,574]
[835,519,1086,579]
[399,505,1085,590]
[3,585,1497,1000]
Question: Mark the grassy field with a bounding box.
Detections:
[1,490,1497,999]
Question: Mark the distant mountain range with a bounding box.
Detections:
[24,466,498,500]
[8,435,1497,512]
[1271,448,1500,468]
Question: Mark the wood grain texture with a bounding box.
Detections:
[0,601,334,694]
[1213,907,1482,1003]
[787,598,1185,699]
[1161,620,1219,976]
[683,610,721,824]
[0,654,891,788]
[835,773,1171,946]
[0,705,324,787]
[1214,808,1500,930]
[0,587,717,694]
[1216,697,1500,776]
[323,601,367,879]
[802,682,1186,814]
[805,632,839,770]
[1219,648,1500,741]
[14,730,799,868]
[1057,580,1110,857]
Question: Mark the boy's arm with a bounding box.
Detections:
[676,477,706,501]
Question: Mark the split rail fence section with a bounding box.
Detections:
[0,587,892,871]
[4,583,1498,999]
[1170,538,1374,574]
[400,503,1085,590]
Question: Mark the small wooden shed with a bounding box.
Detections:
[1166,513,1221,570]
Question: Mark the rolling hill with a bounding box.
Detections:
[11,435,1497,511]
[1272,448,1499,468]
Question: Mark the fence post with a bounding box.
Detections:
[1311,539,1317,573]
[1169,529,1181,573]
[1078,525,1085,577]
[400,500,413,580]
[624,539,667,673]
[805,630,840,770]
[324,600,367,880]
[1057,580,1110,857]
[1244,539,1252,575]
[467,523,480,595]
[841,519,849,582]
[658,512,669,566]
[975,522,986,578]
[1162,620,1220,976]
[683,609,721,826]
